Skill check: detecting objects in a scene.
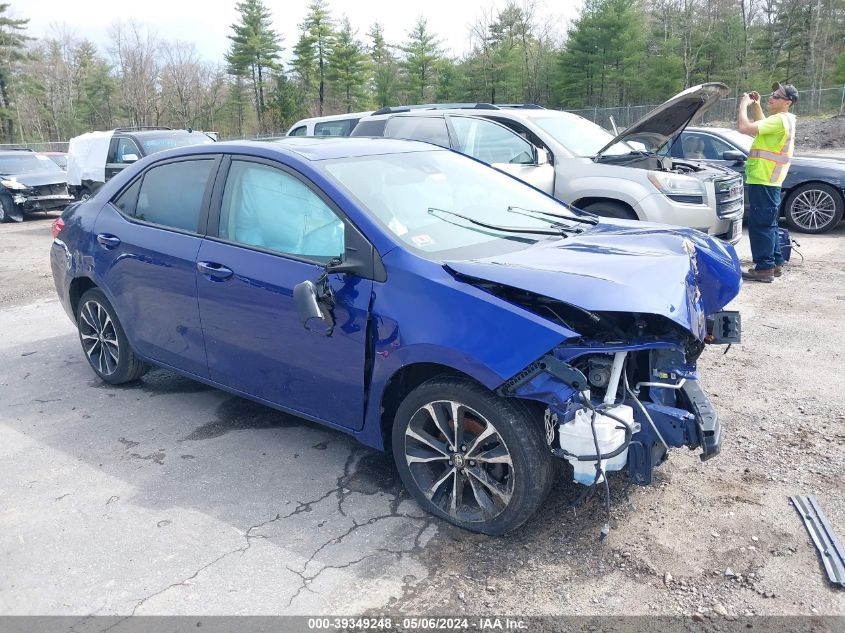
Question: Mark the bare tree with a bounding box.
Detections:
[108,20,161,127]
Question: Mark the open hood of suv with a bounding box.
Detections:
[445,220,741,341]
[596,83,729,157]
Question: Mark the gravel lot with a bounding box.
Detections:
[1,206,843,621]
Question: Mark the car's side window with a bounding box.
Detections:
[450,116,535,165]
[113,137,142,164]
[384,116,451,148]
[219,160,345,261]
[128,159,215,232]
[700,135,736,160]
[350,119,387,137]
[289,126,307,136]
[314,119,358,136]
[112,178,142,216]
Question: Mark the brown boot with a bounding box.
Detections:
[742,267,775,283]
[773,265,783,277]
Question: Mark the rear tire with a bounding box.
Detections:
[784,183,843,234]
[76,288,148,384]
[392,377,554,535]
[583,200,638,220]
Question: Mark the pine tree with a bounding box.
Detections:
[401,17,442,103]
[297,0,335,115]
[225,0,282,133]
[0,3,31,142]
[326,17,368,112]
[368,23,398,108]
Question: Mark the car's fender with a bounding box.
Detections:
[355,249,577,449]
[554,165,649,216]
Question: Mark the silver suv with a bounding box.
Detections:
[353,84,744,243]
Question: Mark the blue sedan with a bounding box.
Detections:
[51,138,741,534]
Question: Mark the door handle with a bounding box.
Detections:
[197,261,234,281]
[96,233,121,249]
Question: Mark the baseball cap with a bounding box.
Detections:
[772,82,799,103]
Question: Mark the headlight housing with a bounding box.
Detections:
[1,179,30,191]
[647,172,707,205]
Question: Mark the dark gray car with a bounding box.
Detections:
[0,150,74,222]
[669,127,845,234]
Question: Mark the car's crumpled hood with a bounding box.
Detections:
[1,172,67,188]
[445,220,742,340]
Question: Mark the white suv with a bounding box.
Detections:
[354,84,744,243]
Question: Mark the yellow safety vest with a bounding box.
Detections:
[746,112,796,187]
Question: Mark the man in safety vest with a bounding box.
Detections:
[736,82,798,283]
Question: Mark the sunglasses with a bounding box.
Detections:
[765,93,791,101]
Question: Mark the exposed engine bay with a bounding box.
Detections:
[594,151,723,178]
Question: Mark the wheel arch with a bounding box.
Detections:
[570,196,639,218]
[378,362,482,450]
[69,277,99,318]
[781,179,845,208]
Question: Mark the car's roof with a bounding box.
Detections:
[290,111,374,127]
[686,126,734,134]
[207,137,445,161]
[121,129,208,138]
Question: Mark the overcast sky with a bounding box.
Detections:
[17,0,582,63]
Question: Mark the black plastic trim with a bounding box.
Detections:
[681,380,721,461]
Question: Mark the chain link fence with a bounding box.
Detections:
[566,86,845,131]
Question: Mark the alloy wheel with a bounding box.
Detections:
[404,400,515,523]
[790,188,837,231]
[79,300,120,375]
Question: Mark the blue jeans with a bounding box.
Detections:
[747,184,784,270]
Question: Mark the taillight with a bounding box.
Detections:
[51,217,64,238]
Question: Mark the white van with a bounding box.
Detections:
[286,111,374,137]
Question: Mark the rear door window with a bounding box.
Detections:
[350,119,387,137]
[384,117,451,148]
[128,159,215,232]
[449,116,535,165]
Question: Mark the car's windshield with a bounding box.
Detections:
[532,115,633,157]
[138,132,215,155]
[0,153,63,175]
[712,129,753,153]
[323,150,585,260]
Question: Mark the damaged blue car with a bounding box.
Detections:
[51,138,742,535]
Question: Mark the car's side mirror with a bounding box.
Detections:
[535,147,551,166]
[293,280,326,327]
[722,150,746,163]
[122,153,140,163]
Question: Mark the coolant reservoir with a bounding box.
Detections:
[558,404,634,485]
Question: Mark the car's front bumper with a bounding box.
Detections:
[635,194,743,243]
[15,192,75,212]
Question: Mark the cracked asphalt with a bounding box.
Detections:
[1,212,844,620]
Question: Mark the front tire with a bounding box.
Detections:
[76,288,148,384]
[0,193,21,223]
[392,377,554,535]
[784,183,843,234]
